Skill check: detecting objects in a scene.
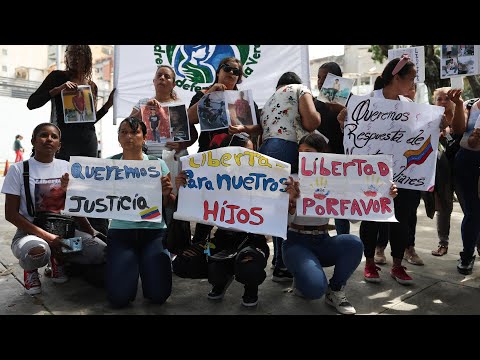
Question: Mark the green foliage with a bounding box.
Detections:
[368,45,392,63]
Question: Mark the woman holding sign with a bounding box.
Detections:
[27,45,115,237]
[175,133,270,307]
[187,57,261,245]
[338,55,421,285]
[105,117,175,308]
[284,133,399,315]
[1,123,106,295]
[27,45,115,161]
[130,65,198,227]
[129,65,198,157]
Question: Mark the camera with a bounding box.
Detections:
[61,237,83,253]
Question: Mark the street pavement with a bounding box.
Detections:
[1,176,480,315]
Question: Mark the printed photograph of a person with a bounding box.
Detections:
[169,105,190,142]
[140,104,171,143]
[441,57,459,78]
[317,73,354,106]
[225,89,257,126]
[458,56,475,75]
[197,91,228,131]
[61,85,96,123]
[442,45,458,59]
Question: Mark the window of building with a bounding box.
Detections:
[2,65,7,72]
[2,49,7,56]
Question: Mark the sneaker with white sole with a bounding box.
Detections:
[50,256,68,284]
[241,285,258,307]
[404,247,424,266]
[374,247,387,265]
[390,265,413,285]
[364,263,381,283]
[457,252,475,275]
[24,269,41,295]
[325,286,356,315]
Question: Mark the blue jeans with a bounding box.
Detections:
[282,231,363,299]
[259,138,299,270]
[106,228,172,308]
[334,218,350,235]
[454,148,480,258]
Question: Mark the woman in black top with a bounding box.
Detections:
[27,45,115,161]
[187,57,260,152]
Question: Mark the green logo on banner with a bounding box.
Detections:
[153,45,262,92]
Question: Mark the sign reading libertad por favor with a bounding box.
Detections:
[299,153,396,222]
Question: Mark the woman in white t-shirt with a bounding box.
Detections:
[1,123,106,295]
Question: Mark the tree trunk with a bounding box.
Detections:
[423,45,449,101]
[466,76,480,98]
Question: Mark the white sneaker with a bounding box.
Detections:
[325,286,356,315]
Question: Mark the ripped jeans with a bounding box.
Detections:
[11,228,106,272]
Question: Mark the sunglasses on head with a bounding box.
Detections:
[220,64,241,76]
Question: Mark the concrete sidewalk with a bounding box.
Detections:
[1,176,479,315]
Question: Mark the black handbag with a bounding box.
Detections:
[33,212,76,238]
[165,198,192,254]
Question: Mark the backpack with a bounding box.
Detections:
[465,98,479,111]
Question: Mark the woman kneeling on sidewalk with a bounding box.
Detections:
[283,133,398,315]
[1,123,106,295]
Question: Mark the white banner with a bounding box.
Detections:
[113,45,310,120]
[174,147,291,238]
[63,157,164,222]
[299,153,396,222]
[344,95,444,191]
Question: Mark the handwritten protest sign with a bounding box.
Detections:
[344,95,444,191]
[388,46,425,83]
[63,157,164,222]
[174,147,290,238]
[299,153,396,222]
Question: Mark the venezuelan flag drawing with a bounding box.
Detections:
[139,206,161,220]
[403,135,433,169]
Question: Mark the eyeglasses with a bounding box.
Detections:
[220,64,241,76]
